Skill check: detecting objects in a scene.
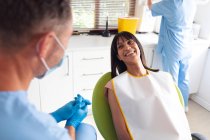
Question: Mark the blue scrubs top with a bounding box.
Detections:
[151,0,196,61]
[0,91,71,140]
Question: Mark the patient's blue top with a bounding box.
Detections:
[151,0,196,61]
[0,91,71,140]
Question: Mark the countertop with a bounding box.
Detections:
[67,33,159,51]
[67,32,210,51]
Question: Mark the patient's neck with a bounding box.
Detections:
[126,62,147,77]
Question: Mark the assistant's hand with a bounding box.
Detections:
[147,0,152,9]
[65,106,88,128]
[50,100,80,123]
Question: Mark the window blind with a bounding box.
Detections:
[71,0,135,31]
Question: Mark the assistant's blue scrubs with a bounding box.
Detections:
[0,91,96,140]
[151,0,196,107]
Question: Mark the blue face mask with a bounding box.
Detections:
[36,35,66,79]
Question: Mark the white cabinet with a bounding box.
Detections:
[189,39,209,94]
[39,53,74,113]
[191,49,210,111]
[72,49,111,111]
[143,47,155,68]
[32,49,111,113]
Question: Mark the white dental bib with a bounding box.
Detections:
[111,71,191,140]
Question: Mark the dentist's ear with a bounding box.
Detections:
[36,32,56,58]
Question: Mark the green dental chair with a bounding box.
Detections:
[92,72,208,140]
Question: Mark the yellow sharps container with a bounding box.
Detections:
[118,17,139,34]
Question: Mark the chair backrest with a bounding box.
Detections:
[92,72,118,140]
[92,72,185,140]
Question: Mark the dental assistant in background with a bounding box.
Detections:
[147,0,197,111]
[0,0,96,140]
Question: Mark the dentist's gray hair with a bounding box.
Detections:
[0,0,72,49]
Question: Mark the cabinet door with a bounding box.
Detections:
[28,79,41,110]
[39,53,73,113]
[151,49,163,70]
[189,41,209,94]
[196,49,210,111]
[143,47,155,68]
[72,49,111,112]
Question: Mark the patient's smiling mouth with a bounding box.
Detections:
[123,49,136,57]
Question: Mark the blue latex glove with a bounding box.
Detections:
[50,100,80,123]
[74,94,91,108]
[65,105,88,128]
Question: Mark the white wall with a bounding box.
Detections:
[194,0,210,40]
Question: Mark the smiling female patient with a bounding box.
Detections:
[105,31,192,140]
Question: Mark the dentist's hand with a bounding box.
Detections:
[65,105,89,128]
[50,100,80,123]
[74,94,91,107]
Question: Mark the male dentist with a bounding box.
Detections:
[0,0,96,140]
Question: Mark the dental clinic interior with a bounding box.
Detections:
[27,0,210,139]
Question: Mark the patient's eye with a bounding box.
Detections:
[127,39,135,45]
[117,44,123,49]
[117,39,135,50]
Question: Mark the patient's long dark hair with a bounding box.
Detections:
[111,31,159,78]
